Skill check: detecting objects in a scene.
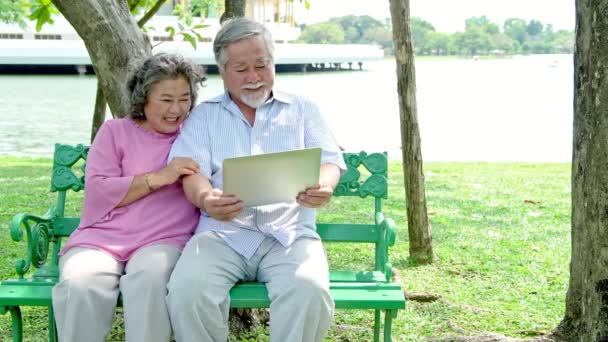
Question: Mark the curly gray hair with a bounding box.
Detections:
[213,17,274,74]
[127,53,206,119]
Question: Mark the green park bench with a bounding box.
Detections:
[0,144,406,342]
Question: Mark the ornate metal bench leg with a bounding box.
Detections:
[383,310,397,342]
[374,309,381,342]
[48,306,57,342]
[1,305,23,342]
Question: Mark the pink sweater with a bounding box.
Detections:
[60,117,199,261]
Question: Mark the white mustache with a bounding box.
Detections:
[241,82,266,90]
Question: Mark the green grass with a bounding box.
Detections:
[0,158,571,341]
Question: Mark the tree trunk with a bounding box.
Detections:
[388,0,434,264]
[90,81,107,143]
[221,0,246,23]
[552,0,608,340]
[218,0,269,334]
[51,0,151,118]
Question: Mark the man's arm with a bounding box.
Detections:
[297,163,341,208]
[182,173,244,221]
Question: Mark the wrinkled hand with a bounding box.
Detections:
[201,188,244,221]
[297,184,334,208]
[156,157,200,186]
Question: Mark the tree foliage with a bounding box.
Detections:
[298,22,344,44]
[412,16,574,56]
[299,15,393,54]
[299,14,574,57]
[0,0,29,27]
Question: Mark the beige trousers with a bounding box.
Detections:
[52,244,181,342]
[167,231,334,342]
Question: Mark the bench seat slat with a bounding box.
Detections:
[330,271,388,283]
[0,283,405,310]
[229,282,405,310]
[331,288,405,310]
[316,224,378,242]
[0,285,52,306]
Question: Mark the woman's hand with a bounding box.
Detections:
[151,157,200,189]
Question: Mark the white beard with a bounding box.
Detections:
[240,83,270,108]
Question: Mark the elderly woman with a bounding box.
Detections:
[52,53,205,342]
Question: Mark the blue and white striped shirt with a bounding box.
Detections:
[169,90,346,259]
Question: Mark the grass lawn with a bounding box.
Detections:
[0,158,571,341]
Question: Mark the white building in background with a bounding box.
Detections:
[0,1,383,73]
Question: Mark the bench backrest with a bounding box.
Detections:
[26,145,392,279]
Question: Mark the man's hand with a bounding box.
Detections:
[297,163,340,208]
[201,188,244,221]
[297,184,334,208]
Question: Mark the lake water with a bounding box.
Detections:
[0,54,573,161]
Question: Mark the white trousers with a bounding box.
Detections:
[167,231,334,342]
[52,244,181,342]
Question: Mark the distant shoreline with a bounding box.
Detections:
[385,53,572,61]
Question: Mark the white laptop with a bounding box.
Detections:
[222,148,322,207]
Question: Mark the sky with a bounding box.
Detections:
[294,0,575,32]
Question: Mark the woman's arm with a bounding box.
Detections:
[116,157,200,207]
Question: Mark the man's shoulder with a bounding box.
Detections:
[274,90,319,109]
[188,94,225,118]
[202,93,225,104]
[274,90,304,104]
[274,91,321,116]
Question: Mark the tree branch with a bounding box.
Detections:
[129,0,143,12]
[137,0,166,27]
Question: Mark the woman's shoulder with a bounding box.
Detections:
[92,117,136,144]
[100,116,139,132]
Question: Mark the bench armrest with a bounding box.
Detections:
[375,213,396,246]
[373,213,398,278]
[9,208,56,279]
[384,262,393,282]
[382,217,397,247]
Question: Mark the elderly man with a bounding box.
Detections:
[166,17,345,342]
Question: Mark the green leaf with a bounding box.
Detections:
[35,18,43,32]
[48,4,58,15]
[193,24,208,29]
[193,31,204,42]
[39,7,50,23]
[305,0,310,10]
[178,22,185,31]
[164,25,176,37]
[28,7,41,21]
[27,0,58,32]
[181,32,197,49]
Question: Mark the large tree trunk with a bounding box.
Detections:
[388,0,434,263]
[220,0,246,23]
[51,0,151,118]
[219,0,270,334]
[90,81,107,143]
[552,0,608,340]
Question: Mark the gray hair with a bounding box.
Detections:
[127,53,206,120]
[213,17,274,73]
